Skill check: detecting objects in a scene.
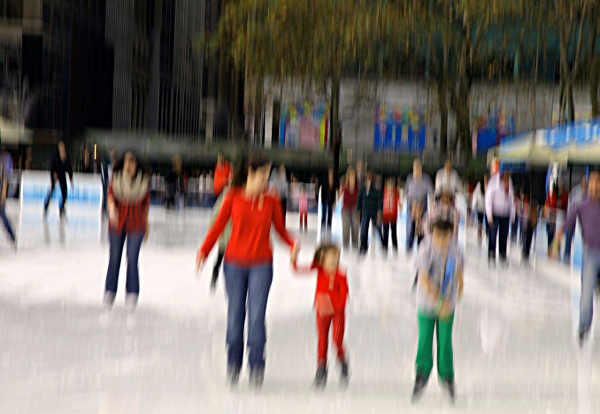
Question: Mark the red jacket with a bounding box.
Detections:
[214,161,232,197]
[108,179,150,235]
[293,263,349,314]
[198,188,296,266]
[382,188,400,223]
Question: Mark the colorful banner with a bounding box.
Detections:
[373,104,426,154]
[280,102,329,151]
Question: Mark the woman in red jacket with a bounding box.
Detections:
[292,244,349,388]
[196,152,299,388]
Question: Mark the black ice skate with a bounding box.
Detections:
[411,375,428,403]
[210,274,218,293]
[227,365,241,386]
[339,360,349,385]
[249,367,264,389]
[313,365,327,389]
[579,329,589,348]
[441,380,455,403]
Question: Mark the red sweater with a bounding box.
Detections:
[293,263,349,314]
[199,188,296,266]
[382,189,400,223]
[108,179,150,235]
[213,161,232,197]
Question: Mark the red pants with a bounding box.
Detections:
[300,211,308,230]
[316,312,346,367]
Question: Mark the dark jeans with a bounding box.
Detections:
[44,178,68,213]
[564,229,574,262]
[0,205,15,241]
[489,216,510,260]
[382,221,398,250]
[522,225,535,259]
[511,219,519,243]
[547,223,556,248]
[406,209,426,252]
[360,212,379,252]
[105,229,145,295]
[281,198,287,223]
[321,200,334,229]
[212,252,225,281]
[223,264,273,370]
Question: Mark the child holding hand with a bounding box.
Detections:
[291,244,349,388]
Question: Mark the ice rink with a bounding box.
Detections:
[0,200,597,414]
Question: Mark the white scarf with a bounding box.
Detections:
[112,170,150,203]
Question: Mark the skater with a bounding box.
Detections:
[435,158,461,199]
[44,142,73,218]
[472,175,488,245]
[485,171,514,266]
[196,152,300,388]
[564,176,588,263]
[381,177,401,253]
[556,171,600,346]
[356,170,383,255]
[208,170,234,292]
[544,186,559,261]
[298,184,309,231]
[423,191,461,241]
[269,164,289,224]
[339,167,359,250]
[0,157,16,248]
[101,151,151,316]
[320,168,339,232]
[521,199,538,266]
[213,151,232,198]
[412,206,464,404]
[405,159,433,255]
[291,244,349,388]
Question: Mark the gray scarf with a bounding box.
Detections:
[112,171,150,203]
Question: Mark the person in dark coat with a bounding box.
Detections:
[44,142,73,218]
[321,168,339,231]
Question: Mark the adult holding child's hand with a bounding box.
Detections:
[196,152,298,389]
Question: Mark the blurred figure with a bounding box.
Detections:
[521,199,538,266]
[196,152,299,389]
[0,145,13,180]
[80,148,93,173]
[356,170,382,255]
[165,156,182,210]
[44,142,73,219]
[24,146,33,170]
[291,244,349,388]
[405,159,434,254]
[412,206,464,404]
[485,171,514,266]
[340,166,359,250]
[213,152,232,198]
[101,151,151,319]
[556,171,600,346]
[435,159,461,199]
[423,191,461,242]
[381,177,401,253]
[0,152,17,249]
[511,189,523,244]
[544,185,558,260]
[355,159,364,187]
[298,184,309,231]
[209,169,234,292]
[564,176,588,263]
[269,164,289,223]
[472,175,488,245]
[320,168,338,231]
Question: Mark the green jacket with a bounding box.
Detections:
[356,184,383,216]
[210,189,233,253]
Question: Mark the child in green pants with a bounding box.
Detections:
[412,203,464,403]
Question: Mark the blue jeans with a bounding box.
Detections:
[0,205,15,241]
[579,248,600,333]
[564,229,574,262]
[105,230,145,295]
[223,264,273,370]
[321,200,334,229]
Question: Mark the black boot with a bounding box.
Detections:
[313,365,327,389]
[227,365,241,387]
[339,360,349,385]
[210,272,218,293]
[579,329,589,348]
[411,375,428,402]
[441,379,455,403]
[249,367,264,389]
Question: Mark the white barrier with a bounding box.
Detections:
[20,171,103,216]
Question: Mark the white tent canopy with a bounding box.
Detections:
[0,116,33,146]
[488,120,600,166]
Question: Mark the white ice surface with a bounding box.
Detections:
[0,200,597,414]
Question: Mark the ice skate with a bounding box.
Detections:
[99,292,115,327]
[339,360,349,385]
[579,329,589,348]
[411,375,428,402]
[210,273,218,294]
[441,379,455,403]
[249,367,264,389]
[313,365,327,389]
[227,365,241,387]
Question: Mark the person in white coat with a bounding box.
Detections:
[485,171,515,265]
[435,159,462,199]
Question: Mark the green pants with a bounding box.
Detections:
[415,312,455,382]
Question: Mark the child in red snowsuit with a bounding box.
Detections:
[292,244,349,388]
